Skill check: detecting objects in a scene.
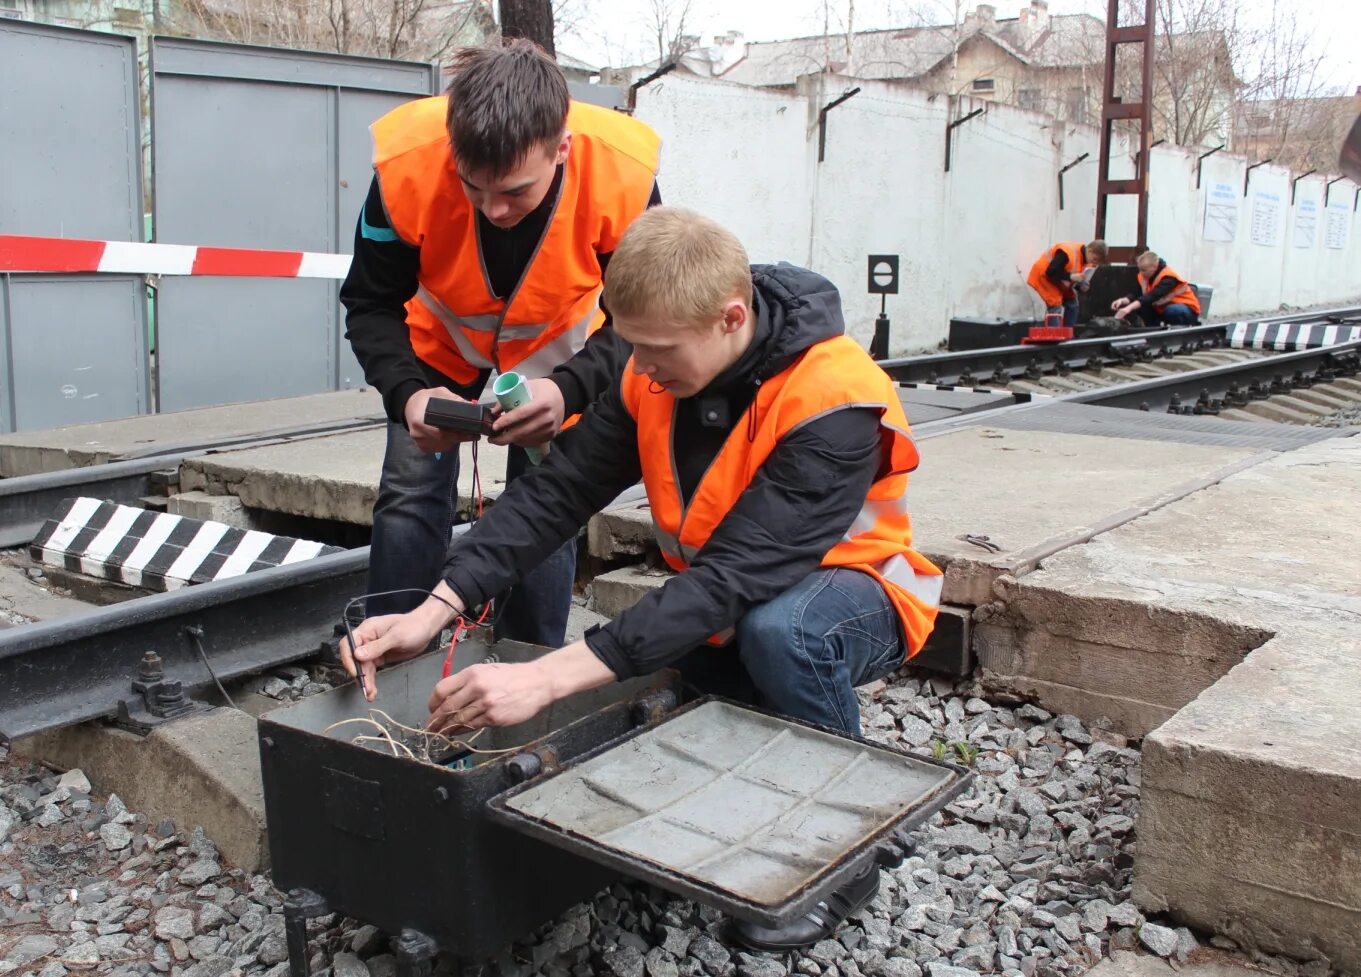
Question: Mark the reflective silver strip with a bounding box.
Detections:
[841,495,908,543]
[499,321,553,342]
[875,553,943,608]
[416,286,495,369]
[508,300,598,379]
[654,526,699,564]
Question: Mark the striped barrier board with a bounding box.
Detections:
[1229,321,1361,352]
[30,498,342,592]
[0,234,352,279]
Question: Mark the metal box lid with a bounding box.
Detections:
[488,698,971,927]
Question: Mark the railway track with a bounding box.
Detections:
[881,307,1361,424]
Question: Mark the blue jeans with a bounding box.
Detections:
[366,421,575,647]
[1046,300,1079,327]
[673,568,907,737]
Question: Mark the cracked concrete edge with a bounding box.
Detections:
[14,708,269,873]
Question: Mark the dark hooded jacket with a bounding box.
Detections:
[441,263,884,677]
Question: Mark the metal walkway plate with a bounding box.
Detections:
[971,401,1350,451]
[490,699,969,925]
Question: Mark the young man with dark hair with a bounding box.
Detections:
[1026,239,1108,327]
[341,40,662,641]
[341,207,943,951]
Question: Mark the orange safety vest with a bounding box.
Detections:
[621,335,943,657]
[1026,241,1086,309]
[1138,265,1201,315]
[371,97,661,385]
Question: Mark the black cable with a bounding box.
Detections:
[183,626,236,708]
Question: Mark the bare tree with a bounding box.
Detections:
[499,0,555,55]
[170,0,493,62]
[644,0,695,65]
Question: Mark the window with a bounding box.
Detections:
[1018,88,1042,112]
[972,78,996,94]
[1066,87,1090,124]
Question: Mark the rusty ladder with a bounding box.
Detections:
[1094,0,1156,262]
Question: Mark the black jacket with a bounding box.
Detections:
[441,264,885,678]
[340,173,660,421]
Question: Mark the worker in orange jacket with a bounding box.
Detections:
[1111,250,1202,328]
[341,41,661,642]
[1026,239,1109,326]
[342,207,943,951]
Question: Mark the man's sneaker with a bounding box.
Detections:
[728,863,880,952]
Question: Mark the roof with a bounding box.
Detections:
[716,12,1110,88]
[557,50,599,73]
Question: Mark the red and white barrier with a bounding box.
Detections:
[0,234,353,279]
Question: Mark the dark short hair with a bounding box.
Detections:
[445,39,570,176]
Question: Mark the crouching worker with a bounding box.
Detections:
[1111,250,1201,328]
[340,206,943,950]
[1026,239,1108,326]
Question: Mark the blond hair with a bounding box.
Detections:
[1136,250,1160,266]
[603,207,753,326]
[1086,239,1109,263]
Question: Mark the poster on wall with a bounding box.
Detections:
[1203,181,1238,242]
[1250,190,1283,247]
[1326,204,1350,249]
[1292,198,1318,249]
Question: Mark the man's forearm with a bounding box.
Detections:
[535,640,619,702]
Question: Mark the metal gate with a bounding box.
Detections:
[0,21,149,433]
[150,39,437,412]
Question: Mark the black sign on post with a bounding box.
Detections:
[867,254,900,295]
[866,254,899,361]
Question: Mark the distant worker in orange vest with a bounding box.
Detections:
[1111,250,1202,328]
[341,206,944,951]
[1026,239,1109,327]
[341,40,661,641]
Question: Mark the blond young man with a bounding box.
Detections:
[341,207,942,949]
[1111,250,1201,328]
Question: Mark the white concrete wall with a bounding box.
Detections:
[634,76,1361,353]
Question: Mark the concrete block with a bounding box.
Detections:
[588,564,671,618]
[17,708,269,872]
[1264,394,1332,417]
[1086,951,1259,977]
[0,389,383,477]
[1136,639,1361,971]
[166,491,258,530]
[586,502,656,560]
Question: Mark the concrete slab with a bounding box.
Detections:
[0,558,88,625]
[0,389,384,476]
[973,436,1361,968]
[1085,950,1262,977]
[180,429,510,525]
[907,426,1264,605]
[17,708,269,872]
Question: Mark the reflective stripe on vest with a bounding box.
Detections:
[371,98,661,384]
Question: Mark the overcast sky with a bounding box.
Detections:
[559,0,1361,94]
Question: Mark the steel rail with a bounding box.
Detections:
[0,417,384,548]
[876,307,1361,388]
[0,547,370,743]
[1068,339,1361,414]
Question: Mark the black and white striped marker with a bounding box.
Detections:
[1229,321,1361,352]
[30,498,341,592]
